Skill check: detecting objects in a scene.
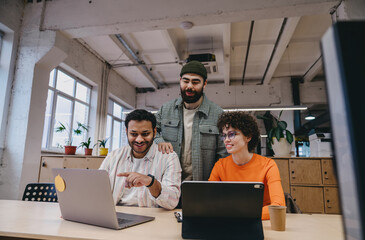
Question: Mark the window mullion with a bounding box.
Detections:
[69,98,76,146]
[48,90,58,149]
[118,119,123,148]
[56,90,90,107]
[47,69,58,149]
[74,98,89,106]
[109,115,114,151]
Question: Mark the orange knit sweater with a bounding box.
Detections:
[209,153,285,220]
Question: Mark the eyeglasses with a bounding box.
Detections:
[220,131,237,141]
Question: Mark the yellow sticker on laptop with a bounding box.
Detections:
[55,174,66,192]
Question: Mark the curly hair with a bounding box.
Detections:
[217,111,260,153]
[125,109,156,129]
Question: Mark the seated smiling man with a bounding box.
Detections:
[99,109,182,210]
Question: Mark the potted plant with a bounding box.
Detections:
[79,137,93,155]
[256,110,294,156]
[55,122,89,155]
[96,138,109,156]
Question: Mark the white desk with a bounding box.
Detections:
[0,200,344,239]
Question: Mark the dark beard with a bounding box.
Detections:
[180,87,204,104]
[128,133,155,155]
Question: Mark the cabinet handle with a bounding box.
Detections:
[42,161,46,167]
[327,200,332,208]
[324,171,329,179]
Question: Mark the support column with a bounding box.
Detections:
[0,2,66,199]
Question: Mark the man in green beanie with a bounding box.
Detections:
[154,60,228,182]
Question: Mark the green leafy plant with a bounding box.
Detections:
[256,110,294,147]
[95,138,109,148]
[79,137,92,149]
[55,121,89,146]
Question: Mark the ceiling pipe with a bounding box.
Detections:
[241,21,254,85]
[114,34,165,89]
[302,55,322,80]
[260,18,288,85]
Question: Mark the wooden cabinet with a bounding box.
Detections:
[39,155,105,182]
[273,157,340,214]
[291,186,324,213]
[274,159,290,194]
[38,157,64,183]
[322,159,337,185]
[289,159,322,185]
[324,187,340,214]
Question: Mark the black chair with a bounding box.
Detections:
[285,192,301,213]
[22,183,58,202]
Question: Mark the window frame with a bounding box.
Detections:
[106,98,129,151]
[42,67,92,151]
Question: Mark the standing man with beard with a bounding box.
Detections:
[155,61,228,182]
[99,109,181,210]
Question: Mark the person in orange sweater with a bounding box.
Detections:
[209,111,285,220]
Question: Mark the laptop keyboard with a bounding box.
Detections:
[118,218,133,225]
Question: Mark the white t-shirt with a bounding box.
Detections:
[181,106,198,181]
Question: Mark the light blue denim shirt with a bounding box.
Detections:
[154,94,228,181]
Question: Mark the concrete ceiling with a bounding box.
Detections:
[79,14,332,89]
[41,0,339,127]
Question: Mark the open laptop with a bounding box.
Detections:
[52,168,154,230]
[181,181,265,239]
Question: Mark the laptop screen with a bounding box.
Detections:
[182,181,264,219]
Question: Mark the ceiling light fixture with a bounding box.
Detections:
[223,106,308,112]
[180,21,194,30]
[305,113,316,120]
[123,106,307,115]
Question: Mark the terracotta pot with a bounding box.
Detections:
[84,148,93,155]
[99,148,108,156]
[64,146,77,155]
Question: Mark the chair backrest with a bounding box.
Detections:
[22,183,58,202]
[285,192,301,213]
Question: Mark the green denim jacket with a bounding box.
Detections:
[154,94,228,181]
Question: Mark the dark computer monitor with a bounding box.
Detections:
[321,21,365,240]
[181,181,265,239]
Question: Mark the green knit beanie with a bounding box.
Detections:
[180,60,207,80]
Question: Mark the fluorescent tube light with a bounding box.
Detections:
[223,106,307,112]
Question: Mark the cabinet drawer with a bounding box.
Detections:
[63,158,88,169]
[274,159,290,194]
[322,159,338,185]
[289,159,322,185]
[39,156,105,183]
[86,158,104,169]
[291,186,324,213]
[39,157,64,182]
[324,187,341,214]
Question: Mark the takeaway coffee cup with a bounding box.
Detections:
[268,205,287,231]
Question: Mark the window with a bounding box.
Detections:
[105,99,129,151]
[42,68,92,151]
